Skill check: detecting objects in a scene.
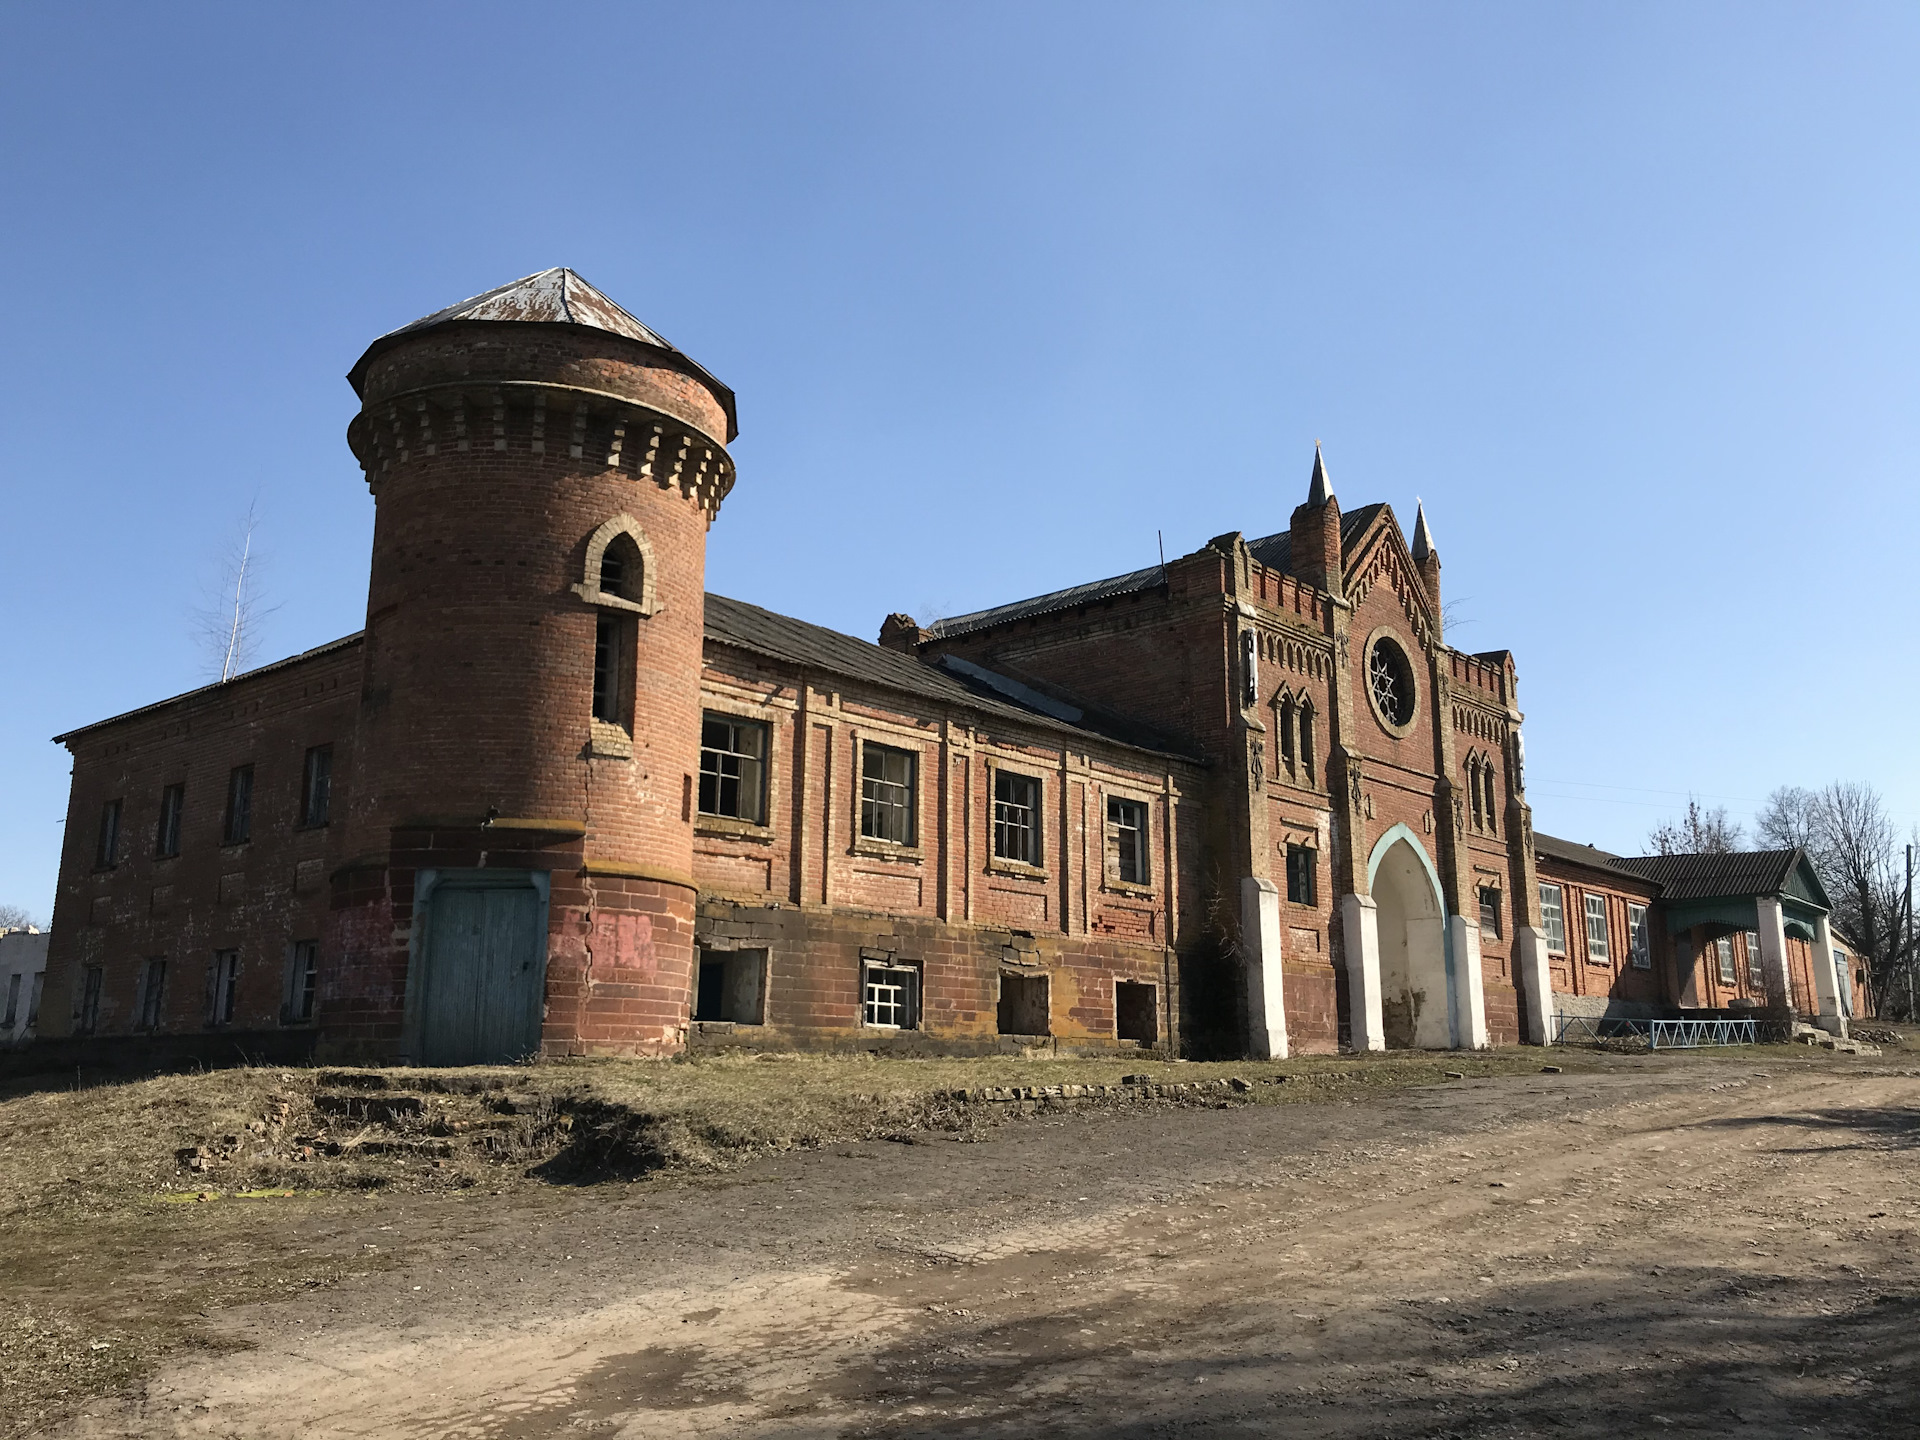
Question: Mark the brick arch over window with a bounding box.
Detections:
[573,513,659,615]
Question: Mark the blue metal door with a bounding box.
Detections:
[419,873,547,1065]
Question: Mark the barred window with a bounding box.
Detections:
[1539,883,1566,953]
[1584,893,1610,965]
[993,770,1041,865]
[1108,797,1149,885]
[699,714,768,823]
[860,744,916,845]
[1628,903,1651,969]
[863,961,920,1029]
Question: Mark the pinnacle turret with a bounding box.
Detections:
[1410,499,1435,561]
[1307,442,1335,507]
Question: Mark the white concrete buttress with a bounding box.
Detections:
[1241,876,1289,1060]
[1340,892,1386,1052]
[1446,915,1492,1049]
[1513,924,1554,1045]
[1810,912,1848,1038]
[1755,895,1795,1018]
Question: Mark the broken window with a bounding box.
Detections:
[285,940,319,1024]
[95,798,121,869]
[1286,845,1317,906]
[1107,796,1149,885]
[993,770,1041,865]
[1115,981,1158,1044]
[78,966,103,1034]
[591,613,634,729]
[223,766,253,846]
[210,950,240,1028]
[1584,894,1610,965]
[137,958,167,1031]
[694,948,766,1024]
[699,714,768,823]
[862,960,920,1029]
[1628,903,1651,969]
[997,972,1049,1036]
[859,743,916,845]
[156,783,184,858]
[301,746,332,828]
[1539,884,1565,954]
[1479,886,1502,938]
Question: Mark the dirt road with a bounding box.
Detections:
[55,1060,1920,1438]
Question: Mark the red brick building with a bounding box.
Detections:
[38,269,1838,1065]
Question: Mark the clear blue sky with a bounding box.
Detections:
[4,3,1917,922]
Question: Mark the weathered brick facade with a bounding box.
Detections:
[34,268,1854,1066]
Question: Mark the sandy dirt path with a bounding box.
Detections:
[57,1061,1920,1438]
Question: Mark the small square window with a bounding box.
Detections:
[863,960,920,1029]
[699,714,768,823]
[223,766,254,846]
[301,746,333,828]
[211,949,240,1028]
[95,799,122,869]
[156,784,184,858]
[993,770,1041,865]
[1539,884,1566,954]
[1479,886,1502,938]
[1107,797,1149,885]
[1628,903,1651,969]
[859,744,916,846]
[1286,845,1317,906]
[1584,894,1610,965]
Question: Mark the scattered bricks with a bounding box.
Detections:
[315,1092,425,1124]
[1229,1076,1254,1092]
[1122,1074,1152,1085]
[1444,1071,1465,1080]
[1541,1064,1563,1074]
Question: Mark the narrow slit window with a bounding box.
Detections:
[1277,697,1296,778]
[859,744,916,845]
[223,766,253,846]
[156,784,184,858]
[1298,706,1316,785]
[96,799,121,869]
[211,949,240,1028]
[1482,765,1498,835]
[1468,759,1484,830]
[992,770,1040,865]
[591,613,632,728]
[1107,797,1149,885]
[301,746,332,828]
[78,966,103,1034]
[699,714,768,823]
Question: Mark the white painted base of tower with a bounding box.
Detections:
[1514,925,1553,1046]
[1447,915,1491,1049]
[1340,892,1385,1052]
[1241,876,1289,1060]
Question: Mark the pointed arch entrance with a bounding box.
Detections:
[1366,825,1456,1049]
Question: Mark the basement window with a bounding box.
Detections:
[694,948,766,1024]
[210,949,240,1028]
[997,972,1049,1036]
[862,959,920,1030]
[1115,981,1158,1044]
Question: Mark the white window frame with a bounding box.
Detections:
[1584,893,1610,966]
[1716,936,1736,985]
[1627,903,1651,969]
[862,959,920,1030]
[1744,929,1764,985]
[1539,883,1566,954]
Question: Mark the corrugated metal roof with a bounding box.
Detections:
[346,268,737,439]
[1532,831,1635,875]
[1608,849,1804,901]
[705,593,1198,760]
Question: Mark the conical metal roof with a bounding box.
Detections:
[1410,499,1436,560]
[1306,443,1335,507]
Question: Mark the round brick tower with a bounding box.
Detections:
[333,269,736,1062]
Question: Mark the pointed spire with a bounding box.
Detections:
[1307,442,1334,507]
[1410,498,1436,560]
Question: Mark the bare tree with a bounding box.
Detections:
[1755,785,1820,851]
[0,903,41,931]
[191,501,280,682]
[1647,798,1745,855]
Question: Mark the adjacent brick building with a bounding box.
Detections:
[33,269,1853,1065]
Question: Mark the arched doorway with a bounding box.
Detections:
[1368,828,1455,1049]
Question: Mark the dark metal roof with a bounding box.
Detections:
[1608,849,1806,902]
[347,268,738,439]
[1246,502,1386,574]
[1532,831,1637,876]
[705,593,1199,760]
[52,633,366,745]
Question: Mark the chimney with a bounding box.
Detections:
[878,613,928,653]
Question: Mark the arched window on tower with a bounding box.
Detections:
[1298,701,1316,787]
[1468,754,1485,830]
[1481,760,1498,835]
[1276,691,1297,781]
[599,531,644,602]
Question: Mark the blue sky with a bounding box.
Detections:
[3,2,1917,920]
